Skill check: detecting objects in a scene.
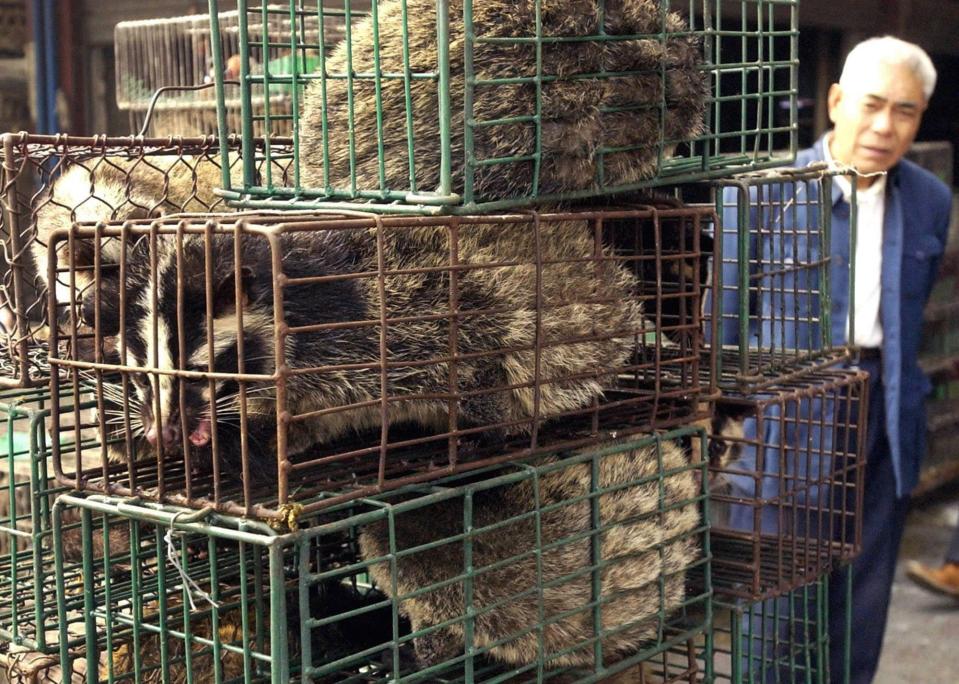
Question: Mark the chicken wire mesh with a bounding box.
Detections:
[0,385,104,654]
[115,7,355,137]
[704,368,867,601]
[709,166,859,391]
[207,0,798,213]
[0,132,295,388]
[46,205,716,521]
[53,429,712,683]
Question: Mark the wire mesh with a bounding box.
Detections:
[0,385,104,653]
[708,166,859,390]
[0,132,296,388]
[207,0,798,213]
[703,569,849,684]
[704,368,868,601]
[53,429,711,683]
[115,8,356,137]
[46,204,716,521]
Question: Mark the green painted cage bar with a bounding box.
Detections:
[208,0,799,214]
[53,428,712,683]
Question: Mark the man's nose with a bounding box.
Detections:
[870,107,894,134]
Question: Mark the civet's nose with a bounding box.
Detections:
[146,421,181,448]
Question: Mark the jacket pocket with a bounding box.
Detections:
[901,233,944,296]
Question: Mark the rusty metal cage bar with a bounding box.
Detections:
[46,205,717,521]
[0,132,297,388]
[53,429,711,683]
[705,368,868,601]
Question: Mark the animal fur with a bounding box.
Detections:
[32,153,234,329]
[300,0,707,201]
[92,217,645,476]
[358,437,702,668]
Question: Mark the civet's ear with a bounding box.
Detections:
[213,265,256,317]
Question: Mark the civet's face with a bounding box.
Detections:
[118,238,273,452]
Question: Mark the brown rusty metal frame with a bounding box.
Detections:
[46,205,718,523]
[706,368,868,601]
[0,132,294,388]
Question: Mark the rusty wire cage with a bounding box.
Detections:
[0,132,295,388]
[207,0,799,214]
[0,385,103,654]
[53,430,712,683]
[704,368,868,601]
[46,205,717,522]
[708,166,859,391]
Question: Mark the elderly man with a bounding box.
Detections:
[721,36,951,683]
[812,36,950,684]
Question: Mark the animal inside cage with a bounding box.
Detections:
[709,166,859,391]
[0,385,104,654]
[0,132,295,388]
[115,7,355,137]
[705,368,868,601]
[53,430,711,683]
[47,205,717,521]
[703,570,849,684]
[207,0,798,213]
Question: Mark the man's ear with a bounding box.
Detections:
[827,83,843,124]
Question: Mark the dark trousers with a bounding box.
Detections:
[742,357,910,684]
[827,356,910,684]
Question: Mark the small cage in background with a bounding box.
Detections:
[115,7,356,137]
[703,569,849,684]
[207,0,798,214]
[53,430,711,683]
[709,166,859,391]
[0,386,104,654]
[47,205,716,521]
[705,368,868,601]
[0,132,295,388]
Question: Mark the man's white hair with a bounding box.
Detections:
[839,36,937,101]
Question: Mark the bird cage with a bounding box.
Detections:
[53,429,711,683]
[206,0,799,214]
[115,7,351,137]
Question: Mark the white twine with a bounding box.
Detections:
[164,513,221,612]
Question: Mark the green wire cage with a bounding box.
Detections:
[709,166,859,391]
[53,429,712,683]
[207,0,799,214]
[0,386,104,654]
[705,569,850,684]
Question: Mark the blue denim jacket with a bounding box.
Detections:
[719,135,951,509]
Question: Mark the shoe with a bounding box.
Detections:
[905,560,959,598]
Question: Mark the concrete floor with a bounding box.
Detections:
[875,498,959,683]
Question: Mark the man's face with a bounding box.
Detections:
[827,62,927,181]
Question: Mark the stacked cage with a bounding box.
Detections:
[699,164,868,683]
[0,1,881,682]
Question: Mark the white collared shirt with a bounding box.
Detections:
[824,137,886,348]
